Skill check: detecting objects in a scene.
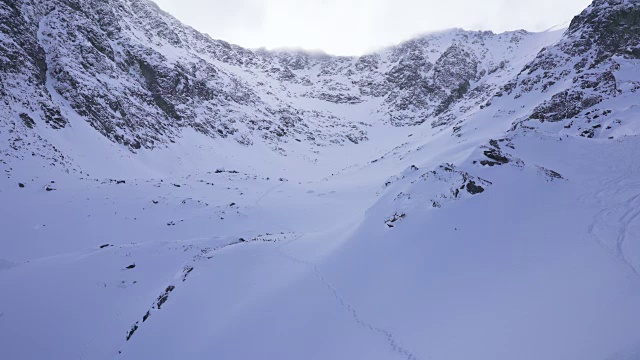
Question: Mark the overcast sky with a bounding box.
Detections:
[152,0,592,55]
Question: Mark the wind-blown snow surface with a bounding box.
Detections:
[3,116,640,360]
[2,0,640,359]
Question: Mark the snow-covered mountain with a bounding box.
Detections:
[0,0,566,157]
[1,0,640,359]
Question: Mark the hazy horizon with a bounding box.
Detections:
[152,0,592,55]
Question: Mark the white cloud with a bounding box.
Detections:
[152,0,593,55]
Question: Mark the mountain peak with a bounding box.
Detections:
[564,0,640,62]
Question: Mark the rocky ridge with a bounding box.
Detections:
[0,0,638,182]
[1,0,574,156]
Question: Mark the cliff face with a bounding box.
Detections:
[502,0,640,125]
[1,0,638,175]
[0,0,566,154]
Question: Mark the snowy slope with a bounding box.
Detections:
[1,0,640,359]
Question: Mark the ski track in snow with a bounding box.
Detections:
[277,246,424,360]
[254,182,286,208]
[585,175,640,282]
[80,310,122,360]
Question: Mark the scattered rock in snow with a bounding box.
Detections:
[385,213,407,228]
[466,181,485,194]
